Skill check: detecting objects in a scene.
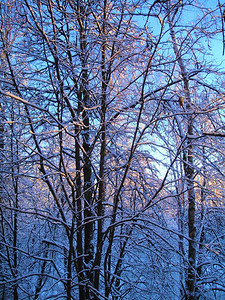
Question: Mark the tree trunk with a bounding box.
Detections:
[167,4,197,298]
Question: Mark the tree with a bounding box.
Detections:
[1,0,225,299]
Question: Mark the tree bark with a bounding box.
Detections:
[167,3,197,299]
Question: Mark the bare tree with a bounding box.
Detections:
[1,1,225,299]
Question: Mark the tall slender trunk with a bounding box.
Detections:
[167,4,197,299]
[94,2,107,298]
[177,176,185,297]
[196,146,206,289]
[185,121,196,300]
[75,122,86,299]
[9,114,19,300]
[77,3,95,298]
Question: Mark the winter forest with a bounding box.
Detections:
[1,0,225,299]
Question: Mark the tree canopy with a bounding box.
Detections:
[0,1,225,299]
